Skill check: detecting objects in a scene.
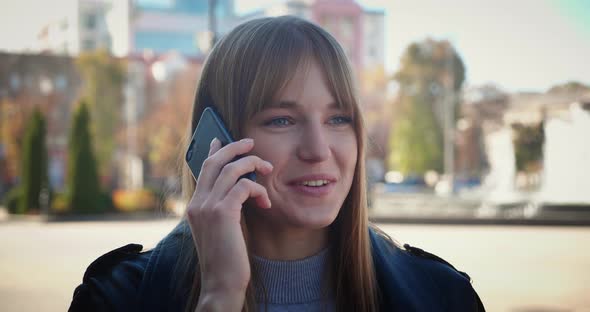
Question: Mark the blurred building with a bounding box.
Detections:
[130,0,236,56]
[453,84,590,188]
[37,0,113,55]
[504,91,590,125]
[469,84,590,203]
[457,85,587,179]
[463,84,509,131]
[0,52,81,191]
[37,0,236,58]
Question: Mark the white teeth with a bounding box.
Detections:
[301,180,329,187]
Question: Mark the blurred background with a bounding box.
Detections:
[0,0,589,311]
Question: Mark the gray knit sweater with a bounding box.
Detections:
[251,248,335,312]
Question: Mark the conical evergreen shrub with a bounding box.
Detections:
[67,101,104,213]
[19,109,48,214]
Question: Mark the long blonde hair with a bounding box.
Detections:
[172,16,380,312]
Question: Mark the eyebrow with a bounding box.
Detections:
[267,100,341,109]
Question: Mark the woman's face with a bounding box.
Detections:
[243,59,358,229]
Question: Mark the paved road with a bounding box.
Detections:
[1,219,589,312]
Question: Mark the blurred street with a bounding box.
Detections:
[1,218,589,312]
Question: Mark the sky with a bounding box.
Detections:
[0,0,589,92]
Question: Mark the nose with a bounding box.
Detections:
[296,120,331,163]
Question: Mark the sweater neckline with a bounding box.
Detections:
[251,248,331,304]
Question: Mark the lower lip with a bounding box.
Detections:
[288,182,335,197]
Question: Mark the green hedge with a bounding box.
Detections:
[18,109,48,214]
[66,101,106,214]
[2,187,22,214]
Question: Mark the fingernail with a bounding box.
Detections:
[265,161,273,168]
[210,138,218,147]
[241,138,253,144]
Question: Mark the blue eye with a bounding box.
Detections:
[264,117,293,127]
[329,116,353,125]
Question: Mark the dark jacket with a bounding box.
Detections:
[69,227,485,311]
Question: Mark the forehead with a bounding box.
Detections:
[278,60,331,99]
[264,58,348,112]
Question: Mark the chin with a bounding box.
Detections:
[248,192,345,230]
[281,204,341,230]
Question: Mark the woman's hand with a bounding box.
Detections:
[187,138,273,311]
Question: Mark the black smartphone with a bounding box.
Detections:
[185,107,256,182]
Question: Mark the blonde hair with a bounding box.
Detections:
[172,16,380,312]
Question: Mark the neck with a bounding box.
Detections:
[245,209,330,260]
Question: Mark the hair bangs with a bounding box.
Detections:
[241,17,358,125]
[243,20,314,121]
[305,23,358,117]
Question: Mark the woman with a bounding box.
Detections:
[69,16,484,312]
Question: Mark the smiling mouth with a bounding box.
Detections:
[288,180,335,197]
[298,180,331,187]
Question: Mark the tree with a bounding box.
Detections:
[76,50,126,182]
[388,39,465,175]
[388,93,443,175]
[394,39,465,115]
[66,101,103,213]
[18,109,48,214]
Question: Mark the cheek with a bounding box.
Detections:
[335,135,358,175]
[251,137,287,163]
[248,136,291,182]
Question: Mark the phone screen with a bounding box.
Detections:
[185,107,256,182]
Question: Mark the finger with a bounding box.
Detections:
[211,155,273,197]
[195,138,222,191]
[197,138,254,193]
[208,137,222,157]
[223,178,271,210]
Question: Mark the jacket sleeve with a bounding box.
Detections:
[405,244,485,312]
[68,244,148,312]
[424,260,484,312]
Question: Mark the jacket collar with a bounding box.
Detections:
[138,227,441,311]
[369,229,442,311]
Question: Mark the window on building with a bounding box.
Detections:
[39,77,53,95]
[9,74,21,91]
[55,75,67,91]
[84,13,97,30]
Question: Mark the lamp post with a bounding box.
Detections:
[208,0,218,47]
[0,89,5,198]
[443,44,455,195]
